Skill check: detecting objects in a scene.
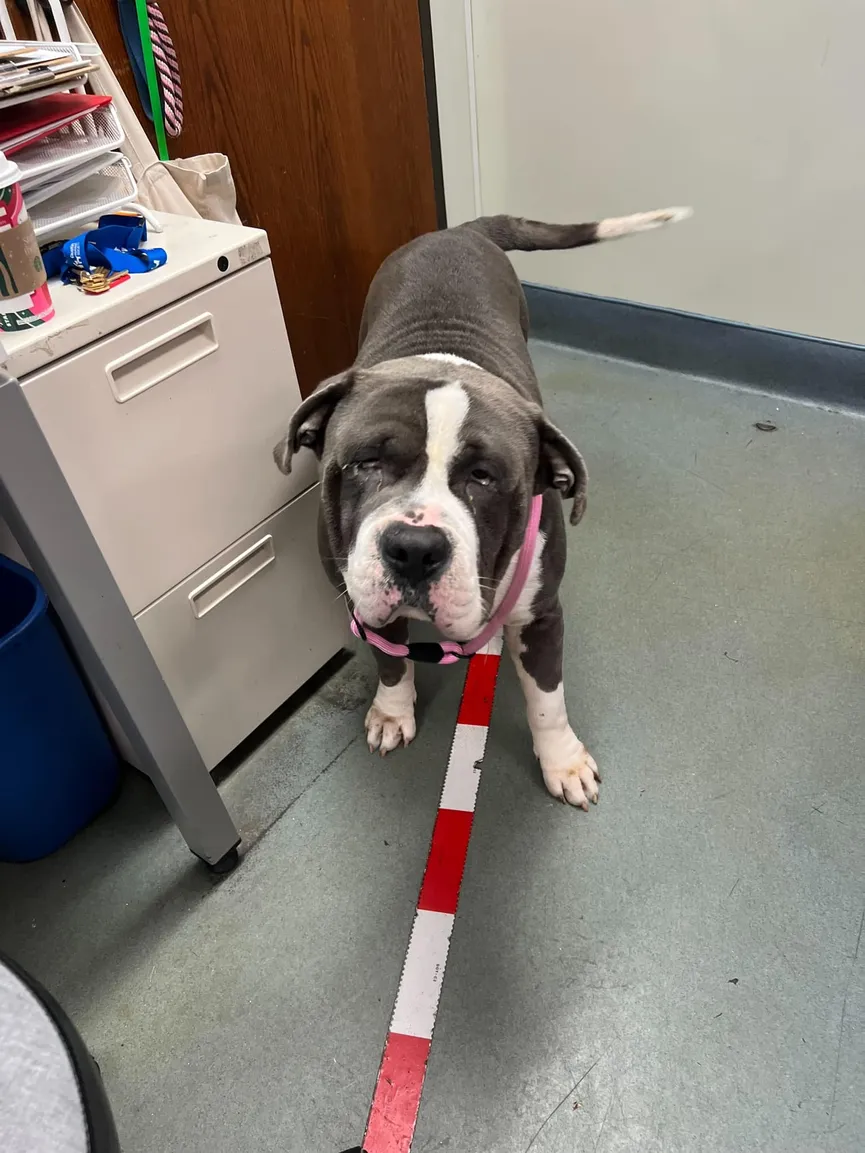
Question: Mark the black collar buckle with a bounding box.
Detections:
[405,641,469,664]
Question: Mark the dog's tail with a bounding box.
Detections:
[464,206,692,252]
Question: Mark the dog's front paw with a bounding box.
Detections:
[537,729,600,810]
[365,703,416,754]
[365,674,417,755]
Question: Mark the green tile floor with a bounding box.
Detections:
[2,343,863,1152]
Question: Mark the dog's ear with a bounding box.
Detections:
[535,417,588,525]
[273,370,354,475]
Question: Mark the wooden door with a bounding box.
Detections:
[80,0,440,395]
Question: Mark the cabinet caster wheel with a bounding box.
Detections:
[206,846,240,875]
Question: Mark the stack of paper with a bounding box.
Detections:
[0,44,98,103]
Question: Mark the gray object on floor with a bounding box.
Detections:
[1,343,863,1152]
[0,952,119,1152]
[0,370,240,869]
[0,961,87,1153]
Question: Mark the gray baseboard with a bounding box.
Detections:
[524,283,865,412]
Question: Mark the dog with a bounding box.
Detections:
[274,207,690,808]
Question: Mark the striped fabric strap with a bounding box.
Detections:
[146,1,183,138]
[361,635,503,1152]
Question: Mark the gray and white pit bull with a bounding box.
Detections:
[274,206,690,808]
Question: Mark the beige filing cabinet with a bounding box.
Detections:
[2,213,345,770]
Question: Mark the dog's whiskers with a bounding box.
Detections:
[337,592,355,623]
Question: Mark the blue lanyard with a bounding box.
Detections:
[42,214,168,283]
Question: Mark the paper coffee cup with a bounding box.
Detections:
[0,149,53,333]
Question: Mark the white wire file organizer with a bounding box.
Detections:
[16,103,124,191]
[2,37,151,242]
[31,153,136,240]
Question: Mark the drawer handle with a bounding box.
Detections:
[105,312,218,403]
[189,535,275,619]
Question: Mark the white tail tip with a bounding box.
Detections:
[596,205,693,240]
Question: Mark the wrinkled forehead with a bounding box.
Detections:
[329,364,536,462]
[331,376,428,456]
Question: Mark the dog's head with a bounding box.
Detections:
[274,357,586,639]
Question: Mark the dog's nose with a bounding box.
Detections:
[380,523,452,585]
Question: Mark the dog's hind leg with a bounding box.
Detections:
[364,618,417,755]
[505,601,600,809]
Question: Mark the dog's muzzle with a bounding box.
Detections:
[349,493,543,665]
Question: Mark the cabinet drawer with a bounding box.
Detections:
[22,260,317,614]
[134,486,346,770]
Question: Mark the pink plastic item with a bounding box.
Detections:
[0,149,54,333]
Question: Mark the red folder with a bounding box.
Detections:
[0,93,112,156]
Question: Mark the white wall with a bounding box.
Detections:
[432,0,865,345]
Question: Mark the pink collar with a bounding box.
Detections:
[350,493,543,665]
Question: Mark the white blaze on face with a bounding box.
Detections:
[420,381,469,511]
[417,382,483,637]
[344,379,484,637]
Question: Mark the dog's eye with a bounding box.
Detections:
[470,467,493,486]
[347,457,380,474]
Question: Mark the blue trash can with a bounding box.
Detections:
[0,554,120,862]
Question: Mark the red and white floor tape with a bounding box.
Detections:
[356,635,504,1153]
